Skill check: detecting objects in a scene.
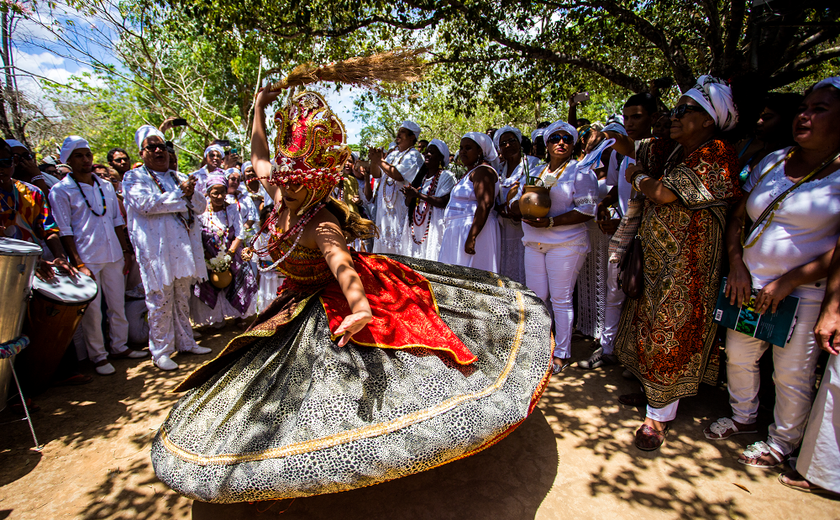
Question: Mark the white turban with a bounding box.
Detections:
[543,120,579,145]
[462,132,498,163]
[493,126,523,151]
[204,144,225,158]
[814,76,840,92]
[59,136,90,164]
[5,139,26,150]
[683,75,738,131]
[530,128,545,141]
[350,151,360,162]
[606,114,624,126]
[602,122,628,136]
[427,138,451,168]
[135,125,165,151]
[241,161,253,175]
[399,120,421,139]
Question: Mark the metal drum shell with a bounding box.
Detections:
[0,237,42,412]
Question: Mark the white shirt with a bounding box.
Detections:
[743,147,840,301]
[227,188,259,224]
[498,155,542,206]
[49,174,125,266]
[199,204,246,241]
[512,160,598,247]
[372,147,424,253]
[123,166,208,293]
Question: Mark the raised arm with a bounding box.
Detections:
[251,86,283,205]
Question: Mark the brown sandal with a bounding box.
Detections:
[635,424,668,451]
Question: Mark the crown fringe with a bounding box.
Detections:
[269,48,428,92]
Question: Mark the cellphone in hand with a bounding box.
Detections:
[571,92,590,104]
[172,118,188,127]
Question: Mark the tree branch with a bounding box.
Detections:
[768,45,840,89]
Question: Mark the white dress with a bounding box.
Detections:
[189,205,248,327]
[438,166,501,273]
[497,156,541,284]
[400,170,457,261]
[372,148,423,255]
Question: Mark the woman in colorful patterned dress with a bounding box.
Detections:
[614,76,743,451]
[151,88,553,504]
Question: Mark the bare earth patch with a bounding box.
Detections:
[1,330,837,519]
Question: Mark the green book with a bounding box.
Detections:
[713,277,799,347]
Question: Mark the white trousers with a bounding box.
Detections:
[145,277,198,360]
[524,242,587,359]
[600,261,625,355]
[796,349,840,493]
[81,259,129,363]
[725,297,822,456]
[647,400,680,422]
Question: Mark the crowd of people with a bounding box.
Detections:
[1,73,838,499]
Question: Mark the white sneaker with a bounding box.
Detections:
[154,355,179,371]
[95,361,116,376]
[180,345,212,355]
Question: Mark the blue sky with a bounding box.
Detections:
[15,4,365,143]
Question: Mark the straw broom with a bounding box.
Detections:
[268,48,428,92]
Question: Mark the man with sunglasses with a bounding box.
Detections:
[49,136,148,376]
[579,93,663,371]
[0,139,75,280]
[123,125,211,371]
[7,139,57,196]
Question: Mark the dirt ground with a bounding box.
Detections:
[1,329,838,520]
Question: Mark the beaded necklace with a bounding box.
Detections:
[144,166,194,230]
[538,158,570,183]
[410,171,441,245]
[71,174,107,217]
[244,200,326,272]
[205,203,231,249]
[381,148,413,210]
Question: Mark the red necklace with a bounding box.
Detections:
[410,171,441,245]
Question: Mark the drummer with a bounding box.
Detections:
[122,125,212,371]
[49,136,149,376]
[0,138,75,280]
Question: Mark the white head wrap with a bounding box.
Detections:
[135,125,165,151]
[543,120,579,145]
[493,126,523,152]
[426,138,451,168]
[399,121,421,139]
[59,136,91,163]
[5,139,26,151]
[204,144,225,158]
[462,132,498,164]
[683,75,738,131]
[602,122,627,136]
[241,160,253,175]
[530,128,545,142]
[350,151,360,162]
[814,76,840,92]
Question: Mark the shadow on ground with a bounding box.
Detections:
[192,409,558,520]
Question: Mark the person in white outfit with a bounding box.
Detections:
[706,77,840,469]
[438,132,500,273]
[510,120,598,374]
[369,121,424,254]
[123,125,212,371]
[49,136,148,375]
[582,93,662,369]
[190,143,226,195]
[400,139,457,261]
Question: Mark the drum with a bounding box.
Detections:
[0,238,42,411]
[16,269,98,392]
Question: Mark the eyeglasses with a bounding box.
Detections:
[670,104,706,119]
[13,152,31,161]
[0,157,14,168]
[143,143,167,152]
[498,138,519,148]
[546,134,575,145]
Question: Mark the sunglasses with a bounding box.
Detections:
[670,104,706,119]
[13,152,32,161]
[144,143,168,152]
[0,157,13,168]
[546,134,575,145]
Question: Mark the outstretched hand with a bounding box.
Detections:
[334,310,373,347]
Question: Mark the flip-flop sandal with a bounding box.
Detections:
[778,471,840,496]
[704,417,758,440]
[552,359,571,375]
[738,441,786,468]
